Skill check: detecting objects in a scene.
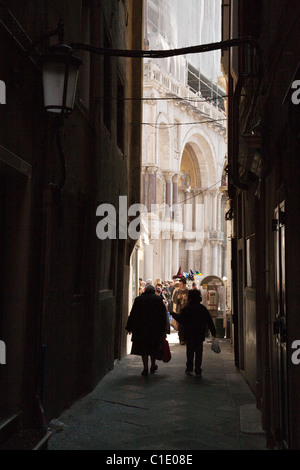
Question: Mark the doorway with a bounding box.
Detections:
[0,154,32,423]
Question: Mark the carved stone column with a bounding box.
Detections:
[163,238,172,281]
[187,244,194,272]
[195,192,204,233]
[166,171,173,204]
[172,173,179,204]
[218,240,223,278]
[147,166,158,212]
[202,240,209,275]
[144,241,154,282]
[184,200,193,233]
[141,170,146,206]
[210,240,218,275]
[216,192,223,233]
[211,189,218,232]
[203,189,210,232]
[172,173,180,221]
[172,238,180,276]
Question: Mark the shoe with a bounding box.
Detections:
[150,365,158,374]
[185,369,193,375]
[141,369,148,376]
[195,369,202,377]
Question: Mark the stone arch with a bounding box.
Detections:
[179,127,217,188]
[179,145,200,189]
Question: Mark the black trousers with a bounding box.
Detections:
[178,323,185,343]
[186,339,204,374]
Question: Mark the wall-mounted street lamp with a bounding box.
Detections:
[29,23,82,204]
[33,22,261,202]
[27,21,81,115]
[37,21,261,116]
[42,43,82,114]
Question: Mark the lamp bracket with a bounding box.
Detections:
[29,21,65,56]
[70,36,261,59]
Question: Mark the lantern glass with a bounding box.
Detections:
[42,46,82,114]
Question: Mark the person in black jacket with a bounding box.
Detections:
[172,288,216,376]
[126,284,169,376]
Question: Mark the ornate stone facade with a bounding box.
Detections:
[139,57,227,282]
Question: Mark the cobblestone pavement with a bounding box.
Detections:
[48,331,268,451]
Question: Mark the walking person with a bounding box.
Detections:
[170,281,180,331]
[126,284,169,376]
[169,275,178,297]
[172,288,217,376]
[174,277,189,344]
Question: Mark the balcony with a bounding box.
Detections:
[143,61,226,133]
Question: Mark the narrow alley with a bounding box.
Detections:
[1,0,300,453]
[48,331,267,451]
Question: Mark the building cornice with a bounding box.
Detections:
[143,61,227,135]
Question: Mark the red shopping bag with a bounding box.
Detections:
[162,338,171,363]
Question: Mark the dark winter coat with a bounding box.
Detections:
[126,292,169,356]
[172,301,216,343]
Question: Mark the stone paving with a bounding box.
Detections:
[48,331,268,451]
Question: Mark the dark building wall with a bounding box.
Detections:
[0,0,143,433]
[224,0,300,450]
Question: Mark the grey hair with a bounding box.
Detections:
[145,284,155,294]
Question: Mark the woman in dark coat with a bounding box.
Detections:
[126,284,169,376]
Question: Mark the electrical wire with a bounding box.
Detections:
[177,179,223,205]
[140,178,224,222]
[70,36,261,58]
[142,178,224,216]
[134,118,226,128]
[96,95,228,102]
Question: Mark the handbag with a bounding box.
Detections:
[162,338,171,363]
[211,337,221,353]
